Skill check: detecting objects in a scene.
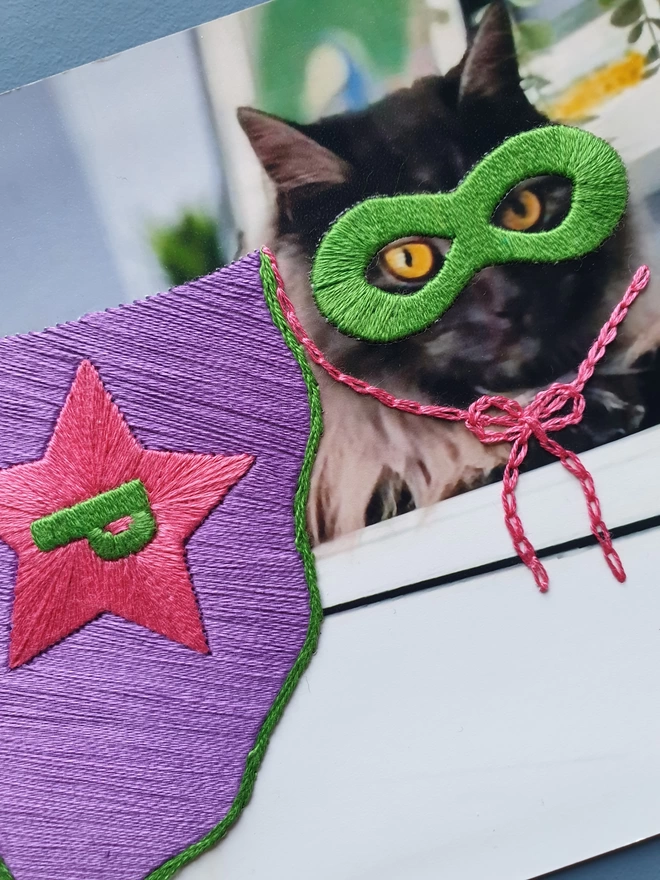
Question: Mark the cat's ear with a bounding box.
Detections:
[458,1,522,102]
[237,107,352,192]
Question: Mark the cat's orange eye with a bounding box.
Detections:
[499,189,543,232]
[381,240,436,282]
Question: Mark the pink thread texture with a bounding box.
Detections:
[0,359,254,668]
[264,247,650,591]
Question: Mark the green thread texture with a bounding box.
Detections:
[311,125,629,342]
[141,250,323,879]
[0,255,323,880]
[31,479,157,561]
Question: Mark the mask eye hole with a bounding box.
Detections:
[368,237,443,292]
[499,189,542,231]
[493,176,573,234]
[383,240,435,280]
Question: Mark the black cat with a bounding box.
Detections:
[239,1,657,543]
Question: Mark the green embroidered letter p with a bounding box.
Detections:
[31,479,157,561]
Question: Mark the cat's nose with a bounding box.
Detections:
[469,268,525,325]
[494,306,519,320]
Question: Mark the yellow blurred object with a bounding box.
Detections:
[546,51,646,121]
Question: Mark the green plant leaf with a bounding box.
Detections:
[610,0,643,26]
[628,20,644,41]
[643,64,659,77]
[515,20,555,52]
[598,0,623,7]
[150,211,224,287]
[647,43,660,62]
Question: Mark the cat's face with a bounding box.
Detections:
[239,1,627,404]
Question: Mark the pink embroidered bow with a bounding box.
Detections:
[263,247,650,591]
[464,385,617,591]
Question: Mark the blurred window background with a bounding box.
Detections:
[0,0,659,335]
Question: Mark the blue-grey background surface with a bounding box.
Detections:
[0,0,261,93]
[0,0,658,878]
[544,838,660,880]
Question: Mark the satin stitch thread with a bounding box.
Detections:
[0,251,323,880]
[0,358,256,668]
[31,479,157,560]
[265,247,650,591]
[311,126,628,341]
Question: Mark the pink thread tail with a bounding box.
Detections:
[263,247,651,591]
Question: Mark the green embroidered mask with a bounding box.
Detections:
[310,125,628,342]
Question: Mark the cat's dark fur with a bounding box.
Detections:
[239,1,659,543]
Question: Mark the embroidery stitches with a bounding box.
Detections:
[0,251,320,880]
[31,479,157,560]
[265,247,650,591]
[310,126,628,341]
[0,359,255,669]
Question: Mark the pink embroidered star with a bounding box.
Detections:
[0,360,254,669]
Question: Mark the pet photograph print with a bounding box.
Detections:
[2,2,660,880]
[1,0,660,549]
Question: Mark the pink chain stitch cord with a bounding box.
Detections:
[263,247,650,591]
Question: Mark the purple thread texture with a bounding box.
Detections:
[0,252,312,880]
